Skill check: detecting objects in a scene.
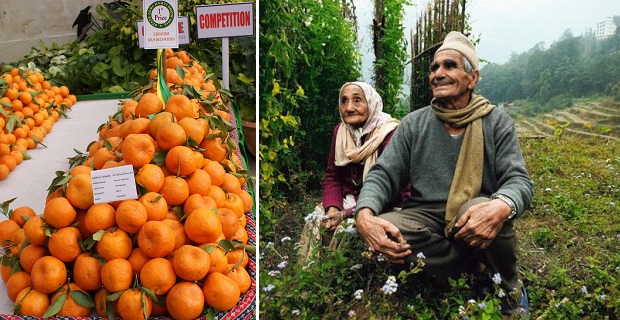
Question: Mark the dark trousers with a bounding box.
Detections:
[380,197,522,308]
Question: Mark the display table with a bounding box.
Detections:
[0,99,256,319]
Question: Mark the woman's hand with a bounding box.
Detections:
[355,208,411,264]
[324,207,346,231]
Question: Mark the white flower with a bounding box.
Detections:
[344,225,357,235]
[478,303,486,310]
[380,276,398,295]
[600,294,607,301]
[277,261,288,269]
[348,310,356,317]
[353,289,363,300]
[497,288,506,298]
[468,299,476,305]
[350,264,362,270]
[281,236,291,244]
[268,270,281,277]
[581,285,588,294]
[265,242,274,250]
[492,273,502,285]
[304,16,313,27]
[545,187,552,192]
[263,284,275,292]
[376,254,385,262]
[416,252,426,260]
[458,305,466,315]
[292,309,300,315]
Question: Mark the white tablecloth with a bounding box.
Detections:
[0,98,122,314]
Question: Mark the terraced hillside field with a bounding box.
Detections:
[508,99,620,140]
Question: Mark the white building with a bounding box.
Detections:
[595,16,617,40]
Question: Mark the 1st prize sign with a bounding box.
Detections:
[143,0,178,49]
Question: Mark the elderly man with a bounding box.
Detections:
[354,31,534,313]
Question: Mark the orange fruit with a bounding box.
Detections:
[203,272,241,311]
[10,228,26,256]
[159,175,189,206]
[135,92,164,118]
[22,215,47,246]
[222,192,245,218]
[203,159,226,187]
[43,197,77,228]
[115,200,148,234]
[183,193,217,215]
[6,271,33,302]
[0,163,9,180]
[171,244,210,281]
[178,117,206,144]
[84,203,117,234]
[31,255,67,294]
[117,288,152,320]
[93,147,117,169]
[137,220,175,258]
[221,172,242,195]
[226,264,252,294]
[226,248,250,269]
[184,207,222,244]
[96,228,133,261]
[18,244,48,273]
[200,137,228,163]
[94,287,117,317]
[0,219,20,245]
[165,94,197,120]
[0,154,17,171]
[51,283,93,317]
[1,263,12,283]
[101,258,133,293]
[48,226,83,262]
[73,252,103,291]
[138,192,168,221]
[148,111,176,137]
[65,173,95,210]
[140,257,176,295]
[165,145,200,176]
[135,163,165,193]
[202,243,229,275]
[207,185,226,208]
[127,247,151,276]
[14,287,51,316]
[156,121,186,150]
[163,218,189,250]
[239,189,253,213]
[122,133,156,168]
[69,164,93,176]
[218,207,240,239]
[166,282,205,320]
[187,168,212,196]
[126,117,150,135]
[229,225,249,244]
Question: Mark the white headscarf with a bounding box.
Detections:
[334,82,400,180]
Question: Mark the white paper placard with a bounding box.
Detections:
[138,16,189,48]
[196,2,255,39]
[143,0,179,49]
[91,165,138,204]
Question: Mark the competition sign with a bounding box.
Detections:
[143,0,178,49]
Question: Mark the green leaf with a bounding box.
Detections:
[43,292,66,318]
[72,290,95,307]
[237,73,255,86]
[106,290,124,302]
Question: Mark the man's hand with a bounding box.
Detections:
[324,207,345,231]
[454,199,511,249]
[355,208,411,264]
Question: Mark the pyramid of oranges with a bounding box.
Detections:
[0,49,255,319]
[0,67,77,181]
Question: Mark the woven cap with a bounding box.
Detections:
[435,31,478,70]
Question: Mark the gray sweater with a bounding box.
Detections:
[356,105,534,217]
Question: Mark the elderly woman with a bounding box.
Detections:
[298,81,404,263]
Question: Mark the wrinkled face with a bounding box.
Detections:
[429,50,478,108]
[339,84,369,128]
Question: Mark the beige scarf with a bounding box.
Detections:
[432,94,495,233]
[334,119,400,180]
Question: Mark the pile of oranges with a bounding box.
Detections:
[0,49,255,319]
[0,67,77,181]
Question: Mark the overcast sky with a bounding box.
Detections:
[355,0,620,82]
[469,0,620,65]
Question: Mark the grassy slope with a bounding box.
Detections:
[260,98,620,319]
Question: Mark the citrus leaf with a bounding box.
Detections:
[43,292,66,318]
[72,290,95,307]
[106,290,124,301]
